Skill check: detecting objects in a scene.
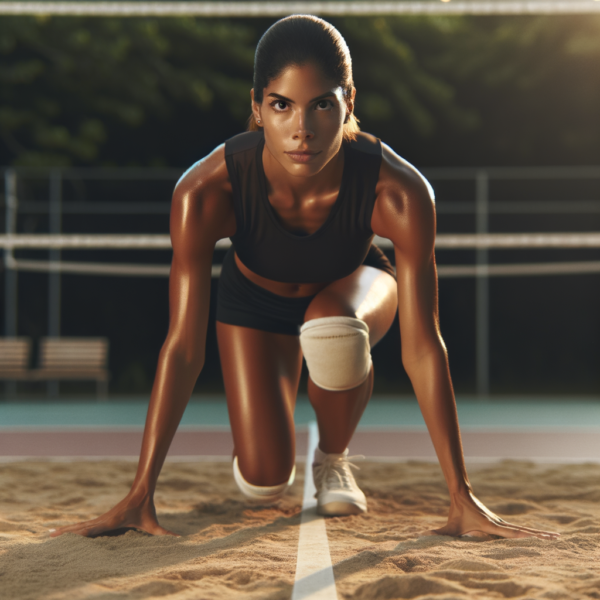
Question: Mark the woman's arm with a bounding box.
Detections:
[51,145,235,537]
[371,144,558,540]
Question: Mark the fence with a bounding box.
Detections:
[3,165,600,397]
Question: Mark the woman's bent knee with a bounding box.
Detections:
[304,293,356,323]
[233,456,296,501]
[235,450,295,487]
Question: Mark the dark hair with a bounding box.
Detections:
[248,15,360,141]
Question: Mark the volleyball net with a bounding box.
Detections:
[2,233,600,278]
[1,1,600,17]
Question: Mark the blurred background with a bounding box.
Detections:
[1,9,600,399]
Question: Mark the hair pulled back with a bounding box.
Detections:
[248,15,360,141]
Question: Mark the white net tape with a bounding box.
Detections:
[2,233,600,250]
[0,234,174,250]
[0,1,599,17]
[2,233,600,278]
[437,261,600,278]
[4,256,227,278]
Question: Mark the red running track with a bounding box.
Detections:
[1,428,599,462]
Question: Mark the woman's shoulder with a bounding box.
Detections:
[371,141,436,243]
[347,131,381,156]
[171,144,236,241]
[348,132,431,201]
[175,143,230,199]
[376,141,435,211]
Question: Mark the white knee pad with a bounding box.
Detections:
[233,456,295,503]
[299,316,372,391]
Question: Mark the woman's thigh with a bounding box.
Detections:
[216,321,303,485]
[305,266,398,347]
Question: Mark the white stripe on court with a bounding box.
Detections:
[292,421,338,600]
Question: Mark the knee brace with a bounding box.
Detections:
[299,316,372,391]
[233,456,296,503]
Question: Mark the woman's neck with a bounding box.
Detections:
[262,143,345,205]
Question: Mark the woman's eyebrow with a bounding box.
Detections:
[267,91,336,104]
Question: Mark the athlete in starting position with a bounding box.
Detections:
[52,15,559,541]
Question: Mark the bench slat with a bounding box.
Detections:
[2,338,110,399]
[39,338,108,370]
[0,338,31,370]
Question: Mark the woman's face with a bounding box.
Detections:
[251,63,354,178]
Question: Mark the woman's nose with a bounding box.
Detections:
[292,111,314,140]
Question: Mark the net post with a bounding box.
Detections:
[476,170,490,400]
[48,169,62,398]
[4,169,18,397]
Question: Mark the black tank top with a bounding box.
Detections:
[224,130,382,284]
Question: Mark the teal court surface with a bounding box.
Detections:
[1,395,600,463]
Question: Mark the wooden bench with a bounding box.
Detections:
[31,337,110,399]
[0,338,32,382]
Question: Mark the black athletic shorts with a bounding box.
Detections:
[216,245,395,336]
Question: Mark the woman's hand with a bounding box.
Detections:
[49,492,178,538]
[425,489,560,540]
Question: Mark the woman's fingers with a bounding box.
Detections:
[145,524,180,537]
[50,519,103,537]
[461,518,559,540]
[48,510,138,538]
[508,524,559,536]
[51,523,177,538]
[420,520,558,541]
[445,493,562,541]
[475,510,560,539]
[49,513,177,538]
[493,522,560,539]
[428,513,560,541]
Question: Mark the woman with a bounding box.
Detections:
[52,15,558,540]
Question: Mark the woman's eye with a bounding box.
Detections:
[272,100,287,111]
[316,100,332,110]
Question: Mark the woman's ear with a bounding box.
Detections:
[250,89,262,125]
[344,87,356,123]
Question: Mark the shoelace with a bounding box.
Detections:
[313,454,365,491]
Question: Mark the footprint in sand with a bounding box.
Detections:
[352,574,465,600]
[438,558,503,572]
[482,547,543,560]
[543,514,579,525]
[0,520,31,533]
[126,581,187,597]
[466,579,536,598]
[165,567,230,582]
[490,501,539,515]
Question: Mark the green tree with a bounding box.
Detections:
[0,16,256,165]
[2,14,599,168]
[410,15,600,165]
[0,14,474,167]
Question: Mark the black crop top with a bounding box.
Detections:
[224,130,382,284]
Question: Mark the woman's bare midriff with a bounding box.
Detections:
[234,252,329,298]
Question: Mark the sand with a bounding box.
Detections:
[0,459,599,600]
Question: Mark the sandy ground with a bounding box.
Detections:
[0,459,599,600]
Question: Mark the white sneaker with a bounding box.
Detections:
[312,447,367,516]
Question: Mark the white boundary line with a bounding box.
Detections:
[292,421,338,600]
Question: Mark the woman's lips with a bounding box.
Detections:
[285,151,320,163]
